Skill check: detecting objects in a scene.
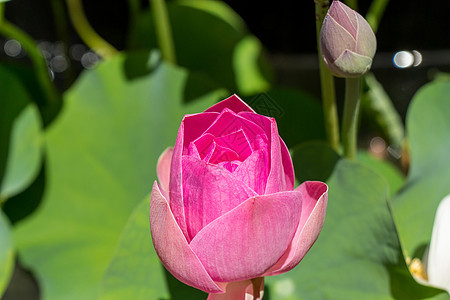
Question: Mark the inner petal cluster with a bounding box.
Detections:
[187,108,269,174]
[190,129,253,172]
[179,108,272,240]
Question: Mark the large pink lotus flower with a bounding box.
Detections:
[150,95,328,299]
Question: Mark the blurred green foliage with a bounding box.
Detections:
[267,159,442,300]
[0,67,43,201]
[392,81,450,257]
[13,53,222,299]
[0,210,13,296]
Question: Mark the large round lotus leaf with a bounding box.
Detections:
[392,81,450,257]
[99,196,169,300]
[13,53,221,300]
[99,195,206,300]
[292,141,339,184]
[266,159,445,300]
[357,151,405,197]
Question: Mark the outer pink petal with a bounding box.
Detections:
[265,118,293,193]
[320,13,356,63]
[355,13,377,59]
[190,190,302,282]
[182,156,257,240]
[170,113,223,239]
[205,94,255,114]
[279,136,295,190]
[207,278,264,300]
[264,181,328,276]
[156,147,173,193]
[149,182,225,293]
[169,120,189,238]
[329,1,358,39]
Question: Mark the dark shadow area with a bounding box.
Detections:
[0,90,28,186]
[292,141,340,184]
[123,50,161,81]
[3,163,46,225]
[183,71,223,104]
[412,243,429,263]
[244,88,326,148]
[263,282,271,300]
[2,260,40,300]
[163,266,208,300]
[1,63,62,128]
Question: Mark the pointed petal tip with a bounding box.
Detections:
[299,180,328,195]
[330,0,354,15]
[205,94,255,114]
[320,13,358,63]
[332,49,373,77]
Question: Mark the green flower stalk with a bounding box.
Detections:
[320,0,376,78]
[320,0,377,159]
[314,0,340,152]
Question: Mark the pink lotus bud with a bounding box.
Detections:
[150,95,328,298]
[320,1,377,78]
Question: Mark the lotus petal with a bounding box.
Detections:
[264,181,328,275]
[149,182,225,293]
[190,190,302,282]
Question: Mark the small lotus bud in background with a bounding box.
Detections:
[320,0,377,78]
